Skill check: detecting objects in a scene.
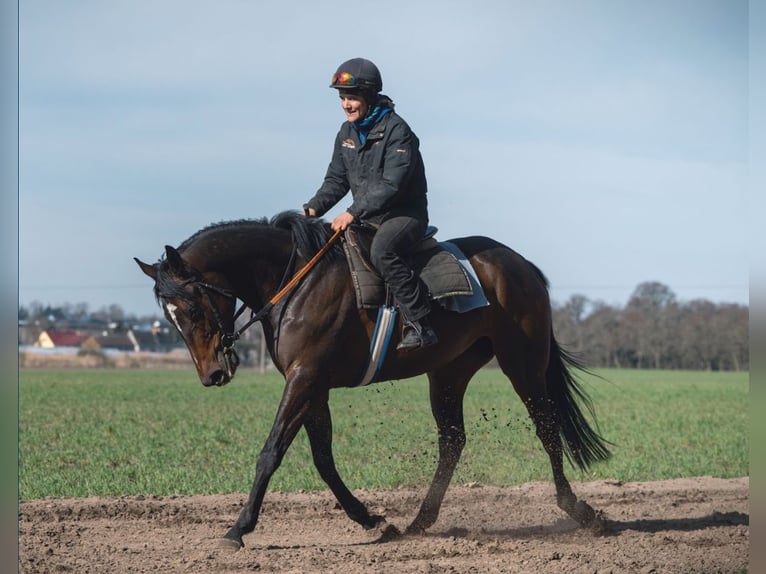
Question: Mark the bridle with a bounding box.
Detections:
[190,280,246,377]
[181,228,343,376]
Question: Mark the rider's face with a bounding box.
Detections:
[339,92,369,123]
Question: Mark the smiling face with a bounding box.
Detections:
[338,91,369,123]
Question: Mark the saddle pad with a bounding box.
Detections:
[342,228,475,309]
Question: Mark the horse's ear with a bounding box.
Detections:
[134,257,158,280]
[164,245,187,275]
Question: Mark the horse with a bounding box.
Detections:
[134,210,611,550]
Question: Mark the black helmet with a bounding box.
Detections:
[329,58,382,93]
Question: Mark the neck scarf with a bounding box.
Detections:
[353,102,393,145]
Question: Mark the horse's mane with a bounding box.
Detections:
[271,211,343,261]
[154,211,341,304]
[177,210,342,260]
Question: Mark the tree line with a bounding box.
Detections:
[20,280,749,372]
[551,281,748,371]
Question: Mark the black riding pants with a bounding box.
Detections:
[369,211,429,322]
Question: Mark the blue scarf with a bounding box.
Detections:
[353,104,393,145]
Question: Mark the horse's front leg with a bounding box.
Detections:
[303,398,400,538]
[221,375,315,550]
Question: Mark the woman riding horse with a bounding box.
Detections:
[304,57,437,350]
[135,211,611,550]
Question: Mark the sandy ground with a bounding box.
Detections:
[20,476,748,573]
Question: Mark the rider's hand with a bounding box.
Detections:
[331,211,354,231]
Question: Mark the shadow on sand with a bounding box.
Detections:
[434,510,749,540]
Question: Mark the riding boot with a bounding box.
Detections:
[397,315,438,351]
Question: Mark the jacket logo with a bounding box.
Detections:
[342,138,356,149]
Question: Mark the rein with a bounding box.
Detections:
[194,227,343,365]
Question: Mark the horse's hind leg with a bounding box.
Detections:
[303,399,395,534]
[495,349,598,529]
[524,394,597,526]
[406,340,492,535]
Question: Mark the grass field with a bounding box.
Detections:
[19,368,748,500]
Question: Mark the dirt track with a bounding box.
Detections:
[20,476,748,573]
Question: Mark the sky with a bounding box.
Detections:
[18,0,750,318]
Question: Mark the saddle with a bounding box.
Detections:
[341,224,475,309]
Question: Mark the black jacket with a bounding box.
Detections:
[305,107,428,224]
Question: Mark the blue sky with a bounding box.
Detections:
[19,0,749,317]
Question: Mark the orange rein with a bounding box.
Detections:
[266,227,343,307]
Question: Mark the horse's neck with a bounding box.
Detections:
[186,228,294,304]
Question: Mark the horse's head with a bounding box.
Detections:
[135,246,240,387]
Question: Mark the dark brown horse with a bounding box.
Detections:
[135,211,611,549]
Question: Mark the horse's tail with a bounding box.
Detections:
[546,333,612,471]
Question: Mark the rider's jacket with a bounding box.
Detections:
[305,99,428,225]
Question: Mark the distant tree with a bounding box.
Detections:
[91,304,126,324]
[714,303,749,371]
[677,300,717,370]
[581,302,623,367]
[108,304,125,321]
[71,302,90,321]
[675,301,749,371]
[624,282,678,368]
[552,294,591,352]
[28,304,67,327]
[626,281,677,314]
[27,301,45,320]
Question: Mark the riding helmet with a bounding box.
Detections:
[329,58,383,94]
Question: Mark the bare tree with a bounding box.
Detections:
[624,282,678,368]
[582,302,624,367]
[712,303,749,371]
[678,300,717,370]
[552,294,591,352]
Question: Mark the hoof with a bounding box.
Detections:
[363,514,386,530]
[404,523,427,536]
[374,520,402,542]
[570,500,612,536]
[218,537,244,551]
[573,500,596,526]
[588,510,611,536]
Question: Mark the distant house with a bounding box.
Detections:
[130,329,178,353]
[36,330,92,349]
[37,329,137,352]
[84,332,138,353]
[28,324,181,354]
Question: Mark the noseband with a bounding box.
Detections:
[192,280,243,378]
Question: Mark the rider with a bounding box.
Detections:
[303,57,438,350]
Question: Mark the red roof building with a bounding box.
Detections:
[36,330,90,349]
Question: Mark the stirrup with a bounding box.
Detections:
[397,320,438,351]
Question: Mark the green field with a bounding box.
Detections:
[19,368,748,500]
